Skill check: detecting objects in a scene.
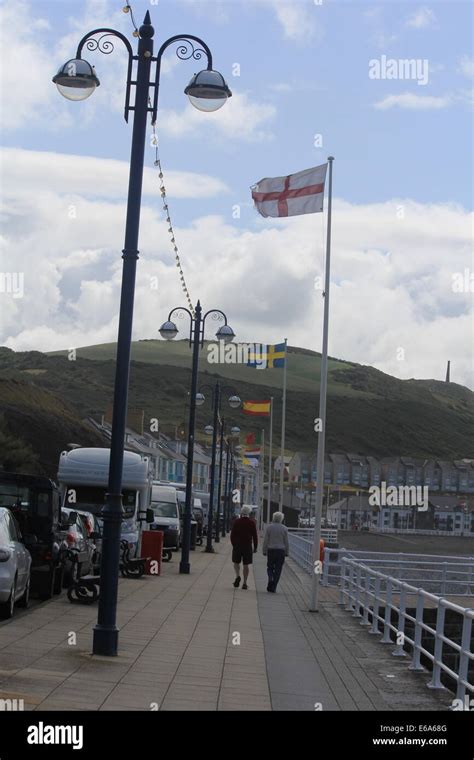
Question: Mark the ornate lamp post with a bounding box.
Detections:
[221,426,240,537]
[197,383,240,551]
[53,12,231,656]
[159,304,235,572]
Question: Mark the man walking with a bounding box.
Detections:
[262,511,289,592]
[230,505,258,590]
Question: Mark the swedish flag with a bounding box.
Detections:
[267,342,286,369]
[247,342,286,369]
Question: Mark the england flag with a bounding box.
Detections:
[251,163,327,218]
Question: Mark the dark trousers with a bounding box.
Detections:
[266,548,285,591]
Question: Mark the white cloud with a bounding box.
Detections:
[271,1,323,44]
[0,148,230,201]
[406,7,437,29]
[458,55,474,79]
[1,154,473,389]
[374,93,452,110]
[157,91,277,142]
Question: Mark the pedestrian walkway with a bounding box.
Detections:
[0,538,449,711]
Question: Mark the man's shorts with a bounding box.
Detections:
[232,546,253,565]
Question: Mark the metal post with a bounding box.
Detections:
[222,439,230,537]
[205,382,220,552]
[216,418,225,542]
[310,156,334,612]
[180,302,202,573]
[279,339,288,509]
[93,16,154,657]
[266,397,273,524]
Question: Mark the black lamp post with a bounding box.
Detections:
[159,304,235,573]
[198,382,241,551]
[221,427,240,537]
[53,13,231,656]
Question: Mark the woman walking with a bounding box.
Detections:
[262,512,289,593]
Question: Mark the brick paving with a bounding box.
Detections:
[0,538,451,711]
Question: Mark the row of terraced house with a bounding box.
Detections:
[287,453,474,494]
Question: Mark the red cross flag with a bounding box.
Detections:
[251,163,328,218]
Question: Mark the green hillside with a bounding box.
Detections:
[0,342,472,478]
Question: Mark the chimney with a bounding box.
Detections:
[445,360,451,383]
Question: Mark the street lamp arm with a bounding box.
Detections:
[202,308,227,324]
[76,28,134,122]
[167,306,193,322]
[76,28,134,60]
[151,34,213,124]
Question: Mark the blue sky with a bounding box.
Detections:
[1,0,473,387]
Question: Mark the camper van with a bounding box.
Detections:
[57,448,153,550]
[148,484,180,560]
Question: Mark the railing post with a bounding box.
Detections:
[441,562,447,595]
[370,575,382,635]
[381,577,394,643]
[339,558,347,606]
[322,547,329,586]
[352,564,363,618]
[409,590,426,672]
[345,562,356,611]
[392,583,408,657]
[427,599,447,689]
[455,610,473,702]
[361,569,371,626]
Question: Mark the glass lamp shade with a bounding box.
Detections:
[228,395,241,409]
[216,324,235,343]
[195,393,205,407]
[52,59,99,101]
[204,425,214,436]
[159,321,179,340]
[185,69,232,112]
[230,427,240,436]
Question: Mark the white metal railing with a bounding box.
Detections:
[288,531,314,574]
[320,549,474,595]
[372,527,474,537]
[340,557,474,702]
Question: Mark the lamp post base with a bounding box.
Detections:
[92,624,119,656]
[179,561,190,574]
[204,546,215,553]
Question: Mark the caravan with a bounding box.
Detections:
[57,448,153,550]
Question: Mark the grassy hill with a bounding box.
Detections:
[0,341,472,478]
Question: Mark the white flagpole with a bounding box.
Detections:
[310,156,334,612]
[267,396,273,523]
[279,338,288,509]
[259,428,265,530]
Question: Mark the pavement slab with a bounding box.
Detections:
[0,536,456,712]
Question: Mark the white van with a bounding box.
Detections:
[57,448,153,550]
[148,485,180,558]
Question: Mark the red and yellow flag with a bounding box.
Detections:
[242,400,271,416]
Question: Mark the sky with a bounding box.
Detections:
[0,0,473,388]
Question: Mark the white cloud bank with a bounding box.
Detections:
[0,148,472,390]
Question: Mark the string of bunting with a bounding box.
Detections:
[150,103,195,317]
[123,3,195,316]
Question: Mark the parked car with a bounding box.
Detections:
[60,507,94,585]
[0,507,32,619]
[148,486,181,560]
[0,472,65,599]
[75,509,102,572]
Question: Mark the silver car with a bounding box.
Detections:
[0,507,32,619]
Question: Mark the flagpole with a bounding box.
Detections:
[267,396,273,523]
[279,338,288,509]
[310,156,334,612]
[259,428,265,531]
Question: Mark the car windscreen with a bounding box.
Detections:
[151,501,178,519]
[65,486,137,518]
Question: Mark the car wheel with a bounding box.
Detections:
[0,579,16,620]
[17,577,30,608]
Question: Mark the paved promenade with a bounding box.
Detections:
[0,538,449,711]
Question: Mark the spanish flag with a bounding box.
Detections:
[243,400,271,416]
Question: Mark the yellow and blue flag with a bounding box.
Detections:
[247,342,286,369]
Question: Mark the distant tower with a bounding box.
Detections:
[445,360,451,383]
